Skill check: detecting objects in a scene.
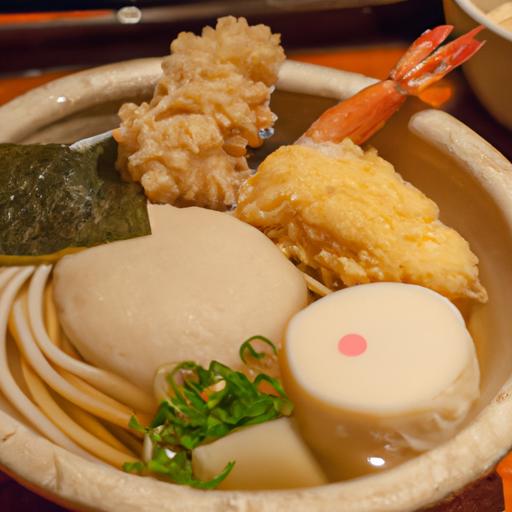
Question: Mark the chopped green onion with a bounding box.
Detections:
[239,335,277,366]
[125,335,293,489]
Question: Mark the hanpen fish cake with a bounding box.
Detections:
[281,282,480,480]
[236,141,487,302]
[53,205,307,393]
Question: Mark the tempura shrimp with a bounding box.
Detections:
[236,25,488,303]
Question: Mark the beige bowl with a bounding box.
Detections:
[1,59,512,512]
[444,0,512,130]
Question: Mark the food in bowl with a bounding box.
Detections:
[52,204,307,393]
[0,14,494,502]
[114,16,285,210]
[0,139,151,265]
[281,283,480,480]
[235,139,486,301]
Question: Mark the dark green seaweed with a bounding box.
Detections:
[0,138,150,256]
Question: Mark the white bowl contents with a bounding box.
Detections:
[282,283,480,480]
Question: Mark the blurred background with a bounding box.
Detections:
[0,0,445,74]
[0,0,510,160]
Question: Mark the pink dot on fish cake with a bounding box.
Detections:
[338,334,367,357]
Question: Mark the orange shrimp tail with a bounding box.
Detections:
[302,25,485,146]
[390,25,454,81]
[397,26,485,94]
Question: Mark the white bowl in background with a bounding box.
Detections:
[444,0,512,130]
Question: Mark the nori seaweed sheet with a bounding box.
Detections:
[0,138,151,256]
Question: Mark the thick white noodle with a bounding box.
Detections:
[20,359,131,467]
[302,272,333,297]
[107,424,142,455]
[0,268,19,295]
[12,296,133,428]
[28,265,154,413]
[0,266,89,456]
[153,363,176,403]
[58,399,134,455]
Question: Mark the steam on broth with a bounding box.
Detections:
[0,17,488,491]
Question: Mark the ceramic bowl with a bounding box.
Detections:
[444,0,512,130]
[1,58,512,512]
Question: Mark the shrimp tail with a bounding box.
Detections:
[390,25,454,81]
[394,25,485,95]
[302,25,485,146]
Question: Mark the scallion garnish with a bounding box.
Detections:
[239,335,277,366]
[124,336,293,489]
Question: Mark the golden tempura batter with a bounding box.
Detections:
[236,140,487,303]
[114,16,285,210]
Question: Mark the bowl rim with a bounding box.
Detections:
[452,0,512,43]
[1,58,512,512]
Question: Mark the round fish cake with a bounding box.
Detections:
[281,282,480,480]
[53,205,308,393]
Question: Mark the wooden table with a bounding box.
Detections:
[0,46,510,512]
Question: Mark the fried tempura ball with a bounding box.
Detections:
[235,140,487,303]
[115,16,285,210]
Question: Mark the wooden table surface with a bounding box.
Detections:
[0,45,510,512]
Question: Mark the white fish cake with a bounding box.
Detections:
[192,418,328,490]
[53,205,307,393]
[281,282,480,480]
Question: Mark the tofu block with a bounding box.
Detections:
[192,418,328,490]
[281,282,480,480]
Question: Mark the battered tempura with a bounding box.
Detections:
[235,140,487,303]
[115,17,285,210]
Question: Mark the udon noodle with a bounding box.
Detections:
[0,265,151,467]
[0,262,316,471]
